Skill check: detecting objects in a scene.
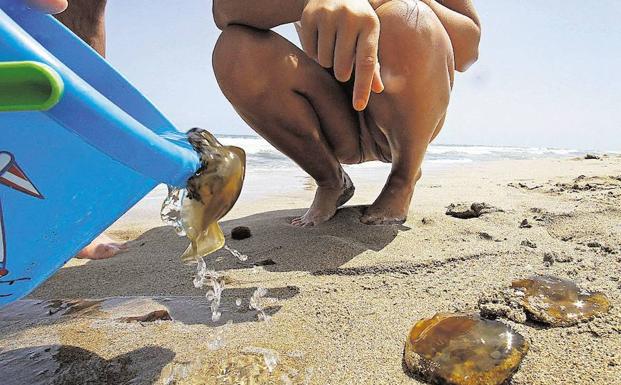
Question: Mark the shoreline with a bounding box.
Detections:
[2,154,620,384]
[110,154,615,230]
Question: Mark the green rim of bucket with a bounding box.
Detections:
[0,61,64,112]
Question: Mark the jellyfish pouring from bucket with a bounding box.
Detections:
[164,128,246,262]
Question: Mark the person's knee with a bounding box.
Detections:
[375,0,453,94]
[213,25,275,105]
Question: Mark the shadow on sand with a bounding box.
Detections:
[17,206,406,328]
[33,206,406,297]
[0,345,174,385]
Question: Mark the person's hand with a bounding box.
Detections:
[27,0,68,14]
[300,0,384,111]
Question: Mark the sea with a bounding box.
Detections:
[216,134,582,171]
[127,133,588,222]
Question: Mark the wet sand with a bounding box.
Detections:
[1,155,621,384]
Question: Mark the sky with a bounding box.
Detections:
[105,0,620,151]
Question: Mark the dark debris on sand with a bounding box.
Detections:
[508,182,543,190]
[521,239,537,249]
[445,202,502,219]
[231,226,252,240]
[543,251,573,266]
[120,310,172,323]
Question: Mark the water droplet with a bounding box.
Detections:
[205,290,215,301]
[243,347,279,373]
[211,311,221,322]
[160,187,187,237]
[193,258,225,322]
[249,287,273,323]
[224,245,249,261]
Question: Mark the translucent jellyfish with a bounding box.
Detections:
[511,275,610,326]
[179,128,246,262]
[404,313,529,385]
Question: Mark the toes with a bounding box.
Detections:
[291,215,319,227]
[91,244,123,260]
[113,242,128,250]
[99,247,117,260]
[360,214,377,225]
[79,243,128,260]
[291,218,315,227]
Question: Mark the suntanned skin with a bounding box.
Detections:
[213,0,480,226]
[30,0,125,259]
[31,0,480,230]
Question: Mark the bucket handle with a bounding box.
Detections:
[0,61,64,112]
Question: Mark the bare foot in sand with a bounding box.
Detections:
[360,190,411,225]
[360,172,419,225]
[291,171,355,227]
[76,234,128,260]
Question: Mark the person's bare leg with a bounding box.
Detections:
[53,0,126,258]
[213,26,362,226]
[54,0,107,56]
[360,0,454,224]
[76,234,127,260]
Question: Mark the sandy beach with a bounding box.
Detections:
[1,154,620,384]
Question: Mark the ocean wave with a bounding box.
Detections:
[213,134,584,169]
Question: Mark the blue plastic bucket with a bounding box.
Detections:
[0,1,200,307]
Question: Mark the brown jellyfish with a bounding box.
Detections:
[404,313,529,385]
[180,128,246,262]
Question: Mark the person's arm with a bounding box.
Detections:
[53,0,107,57]
[213,0,306,30]
[213,0,384,111]
[26,0,107,57]
[419,0,481,72]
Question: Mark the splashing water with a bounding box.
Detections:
[303,368,314,385]
[162,362,191,385]
[161,128,247,263]
[224,245,248,261]
[249,287,271,322]
[208,320,234,350]
[164,187,258,326]
[281,373,293,385]
[193,257,225,322]
[242,347,279,373]
[160,187,187,237]
[160,130,191,144]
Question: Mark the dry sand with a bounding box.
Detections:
[1,155,620,384]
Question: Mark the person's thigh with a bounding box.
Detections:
[365,0,454,171]
[213,25,366,165]
[339,0,455,166]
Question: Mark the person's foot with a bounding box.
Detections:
[360,174,417,225]
[76,234,127,260]
[291,170,355,227]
